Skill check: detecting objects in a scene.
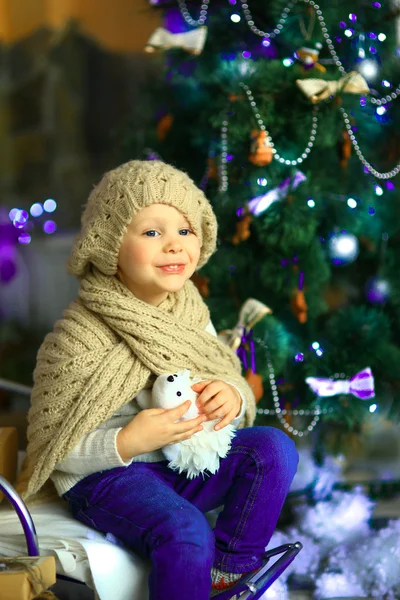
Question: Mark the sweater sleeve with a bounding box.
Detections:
[54,426,133,474]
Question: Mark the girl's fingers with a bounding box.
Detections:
[174,414,207,433]
[191,380,211,392]
[198,397,225,416]
[196,381,225,406]
[214,411,236,431]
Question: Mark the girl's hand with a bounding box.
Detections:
[117,401,207,461]
[191,380,242,431]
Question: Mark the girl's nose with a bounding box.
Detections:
[164,237,183,253]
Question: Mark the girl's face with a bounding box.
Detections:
[117,204,201,306]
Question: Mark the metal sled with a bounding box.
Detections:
[0,474,302,599]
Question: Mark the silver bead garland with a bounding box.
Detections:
[219,117,229,192]
[240,82,319,166]
[341,107,400,179]
[238,0,400,105]
[178,0,210,26]
[238,0,293,39]
[179,0,400,180]
[254,336,327,437]
[177,0,400,107]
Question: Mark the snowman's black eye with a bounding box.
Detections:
[177,391,182,397]
[167,376,174,382]
[174,374,178,377]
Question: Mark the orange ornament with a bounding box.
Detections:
[232,214,252,245]
[245,369,264,403]
[339,129,352,168]
[290,289,308,323]
[207,157,218,180]
[157,114,174,141]
[248,130,273,166]
[191,272,210,298]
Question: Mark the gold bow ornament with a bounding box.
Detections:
[145,26,208,55]
[296,71,370,104]
[218,298,272,351]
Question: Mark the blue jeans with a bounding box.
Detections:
[63,426,298,600]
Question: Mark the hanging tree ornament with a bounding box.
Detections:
[218,298,272,403]
[290,271,308,324]
[157,114,174,141]
[338,130,352,168]
[365,276,390,304]
[327,231,359,265]
[296,71,370,104]
[240,82,319,167]
[247,171,307,216]
[306,367,375,400]
[248,130,274,166]
[296,6,326,72]
[145,26,208,55]
[296,42,326,72]
[232,213,252,245]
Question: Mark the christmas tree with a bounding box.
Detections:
[125,0,400,450]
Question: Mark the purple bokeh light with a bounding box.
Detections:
[43,220,57,234]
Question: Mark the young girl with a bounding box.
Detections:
[21,160,298,599]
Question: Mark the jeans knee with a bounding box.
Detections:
[239,426,299,479]
[159,506,215,563]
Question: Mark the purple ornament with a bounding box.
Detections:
[366,276,390,303]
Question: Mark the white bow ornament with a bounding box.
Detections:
[145,26,207,55]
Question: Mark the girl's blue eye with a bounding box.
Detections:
[179,229,192,236]
[145,230,159,237]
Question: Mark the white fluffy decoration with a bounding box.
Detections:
[265,529,320,581]
[314,572,367,599]
[293,487,374,547]
[289,447,318,492]
[259,578,288,600]
[327,519,400,599]
[137,369,235,479]
[273,484,400,598]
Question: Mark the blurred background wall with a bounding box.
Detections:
[0,0,163,395]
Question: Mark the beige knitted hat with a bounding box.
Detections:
[68,160,218,278]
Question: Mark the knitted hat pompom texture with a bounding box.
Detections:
[67,160,218,279]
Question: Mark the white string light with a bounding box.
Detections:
[341,107,400,179]
[240,82,319,165]
[177,0,210,26]
[254,336,326,436]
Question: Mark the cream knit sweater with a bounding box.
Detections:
[51,320,246,497]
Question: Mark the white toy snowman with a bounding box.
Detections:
[137,369,236,479]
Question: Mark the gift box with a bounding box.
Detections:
[0,556,56,600]
[0,427,18,501]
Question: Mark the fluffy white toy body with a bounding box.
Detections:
[136,369,236,479]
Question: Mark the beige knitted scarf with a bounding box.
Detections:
[20,267,256,502]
